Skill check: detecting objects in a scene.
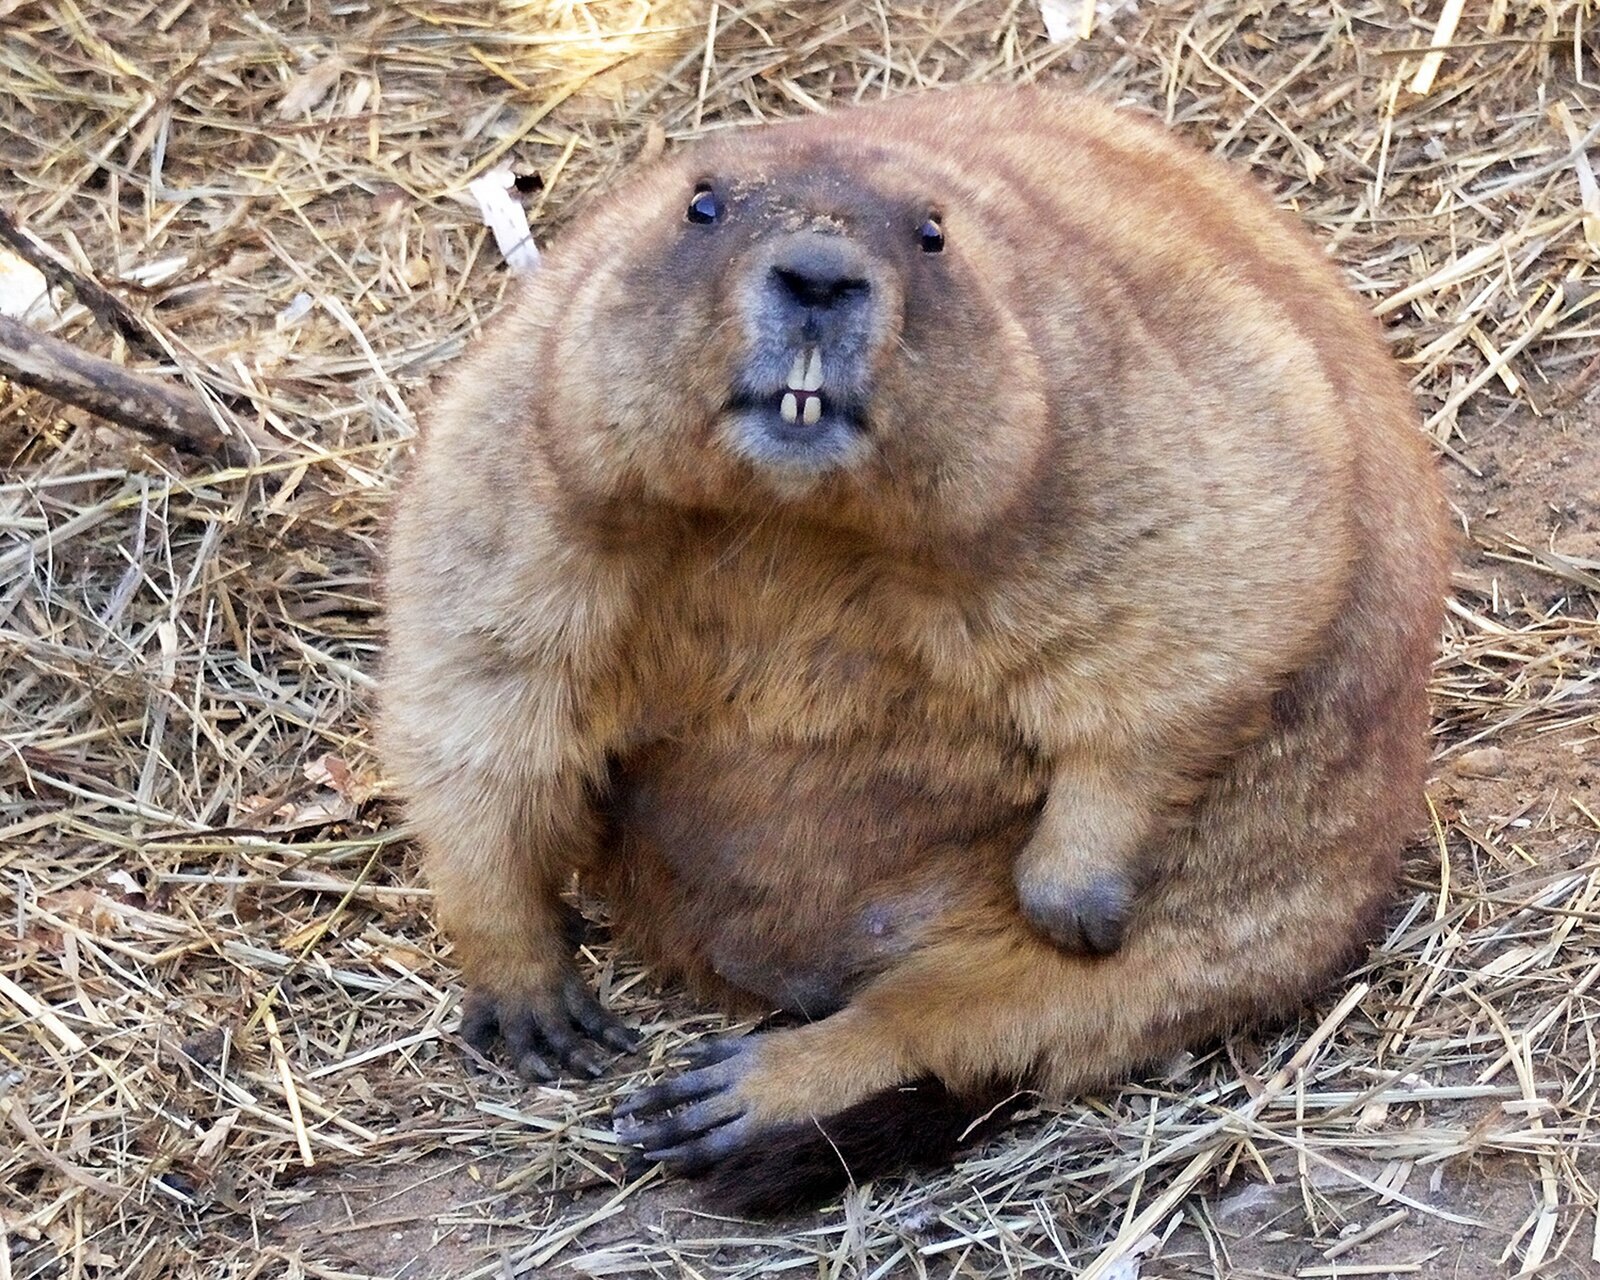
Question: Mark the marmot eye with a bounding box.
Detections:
[687,183,722,225]
[918,215,945,253]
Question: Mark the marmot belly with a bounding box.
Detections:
[594,734,1045,1016]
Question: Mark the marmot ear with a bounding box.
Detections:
[688,183,723,226]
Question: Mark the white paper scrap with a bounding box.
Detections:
[1039,0,1076,42]
[467,167,541,276]
[0,247,49,319]
[277,291,314,328]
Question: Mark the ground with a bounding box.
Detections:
[1,2,1598,1278]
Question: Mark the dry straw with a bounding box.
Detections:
[2,1,1598,1277]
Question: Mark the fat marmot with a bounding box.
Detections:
[382,85,1451,1213]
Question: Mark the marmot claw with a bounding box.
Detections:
[460,971,639,1082]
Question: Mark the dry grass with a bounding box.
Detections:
[1,1,1598,1277]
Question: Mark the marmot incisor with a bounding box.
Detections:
[382,86,1451,1213]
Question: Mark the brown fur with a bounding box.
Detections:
[382,86,1451,1205]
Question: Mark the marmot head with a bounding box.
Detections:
[530,96,1056,537]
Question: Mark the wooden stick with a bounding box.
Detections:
[0,312,228,457]
[0,206,169,364]
[0,206,256,426]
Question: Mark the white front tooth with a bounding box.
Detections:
[802,396,822,426]
[803,348,823,391]
[788,351,806,387]
[781,392,799,423]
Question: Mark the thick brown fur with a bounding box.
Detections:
[382,86,1452,1210]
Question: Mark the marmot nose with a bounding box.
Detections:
[768,238,871,310]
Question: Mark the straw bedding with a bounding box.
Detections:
[1,1,1598,1276]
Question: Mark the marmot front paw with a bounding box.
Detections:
[460,969,639,1081]
[1016,870,1133,956]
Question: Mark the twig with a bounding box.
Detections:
[0,206,168,364]
[0,312,228,457]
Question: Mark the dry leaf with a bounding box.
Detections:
[1355,1099,1391,1131]
[41,889,123,935]
[196,1110,240,1163]
[1453,746,1509,778]
[304,753,377,805]
[278,56,346,119]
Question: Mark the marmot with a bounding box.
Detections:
[382,85,1451,1213]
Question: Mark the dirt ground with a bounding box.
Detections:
[3,2,1600,1279]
